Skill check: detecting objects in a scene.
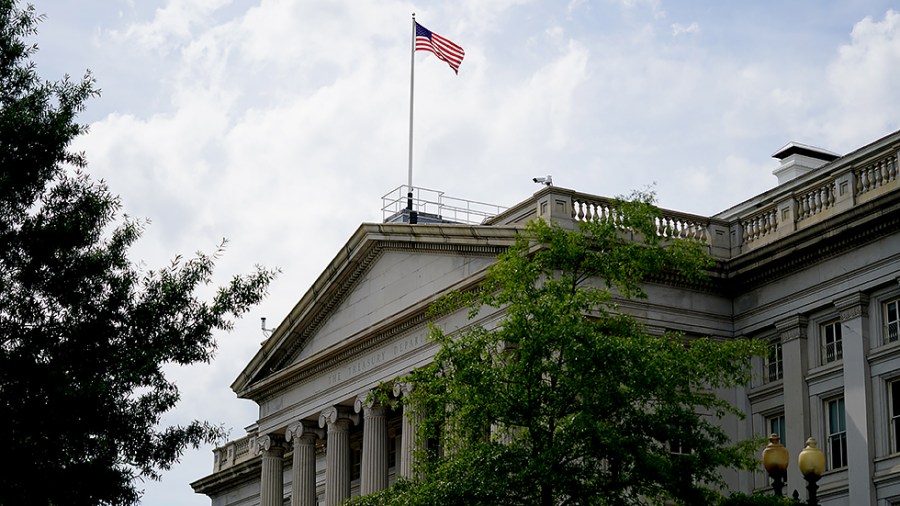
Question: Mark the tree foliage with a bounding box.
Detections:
[0,2,275,504]
[350,195,763,506]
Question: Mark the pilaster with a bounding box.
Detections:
[774,315,808,495]
[834,292,874,506]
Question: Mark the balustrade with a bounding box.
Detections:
[571,195,709,244]
[741,207,778,246]
[795,180,836,222]
[855,154,899,195]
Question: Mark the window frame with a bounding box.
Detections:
[766,413,786,446]
[891,380,900,455]
[765,339,784,382]
[821,320,843,364]
[885,298,900,345]
[826,397,848,469]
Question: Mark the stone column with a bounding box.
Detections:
[285,421,323,506]
[393,382,418,480]
[319,406,357,506]
[253,434,285,506]
[835,293,874,506]
[775,315,809,493]
[355,392,388,495]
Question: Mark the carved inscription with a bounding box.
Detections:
[326,333,425,386]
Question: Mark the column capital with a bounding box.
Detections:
[251,433,286,456]
[354,391,388,415]
[318,406,358,430]
[834,292,869,321]
[393,381,414,398]
[774,315,808,343]
[285,421,323,443]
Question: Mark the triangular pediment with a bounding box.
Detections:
[232,223,520,399]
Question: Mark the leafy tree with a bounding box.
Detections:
[0,2,275,504]
[350,195,763,506]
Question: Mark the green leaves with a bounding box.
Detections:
[352,196,761,506]
[0,3,275,504]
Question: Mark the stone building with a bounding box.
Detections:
[192,129,900,505]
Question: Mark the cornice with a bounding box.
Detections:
[723,192,900,292]
[190,458,261,497]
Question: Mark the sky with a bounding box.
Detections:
[25,0,900,504]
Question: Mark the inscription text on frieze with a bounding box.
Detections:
[327,333,425,386]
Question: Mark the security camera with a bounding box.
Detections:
[532,175,553,186]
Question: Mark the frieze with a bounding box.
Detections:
[252,294,461,403]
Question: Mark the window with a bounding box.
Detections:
[891,381,900,454]
[766,340,783,382]
[351,441,362,481]
[827,397,847,469]
[767,413,786,445]
[886,298,900,344]
[822,321,843,364]
[388,428,398,468]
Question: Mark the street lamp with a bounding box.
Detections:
[762,433,789,496]
[798,437,825,506]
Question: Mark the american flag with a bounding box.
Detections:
[415,22,465,74]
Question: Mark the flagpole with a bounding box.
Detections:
[407,13,416,213]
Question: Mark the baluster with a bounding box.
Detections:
[889,157,898,182]
[742,220,750,243]
[801,194,810,219]
[855,169,864,194]
[576,202,584,221]
[875,161,884,187]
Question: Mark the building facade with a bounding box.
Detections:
[192,129,900,505]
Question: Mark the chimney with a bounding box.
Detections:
[772,142,840,185]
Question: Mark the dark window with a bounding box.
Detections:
[886,299,899,344]
[891,381,900,454]
[767,414,786,446]
[766,340,783,382]
[827,397,847,469]
[823,321,843,364]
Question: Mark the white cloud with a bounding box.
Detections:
[671,22,699,37]
[821,9,900,149]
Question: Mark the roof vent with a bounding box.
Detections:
[772,142,840,185]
